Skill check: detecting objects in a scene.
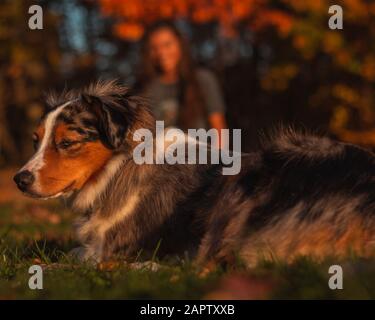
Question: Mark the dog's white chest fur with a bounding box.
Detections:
[75,193,139,261]
[71,154,139,261]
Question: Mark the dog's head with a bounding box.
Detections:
[13,80,152,199]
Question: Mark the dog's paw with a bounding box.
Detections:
[68,247,87,261]
[69,247,102,265]
[68,246,97,262]
[127,261,162,272]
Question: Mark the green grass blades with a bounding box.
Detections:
[1,202,375,299]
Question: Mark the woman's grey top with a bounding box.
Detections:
[143,68,225,129]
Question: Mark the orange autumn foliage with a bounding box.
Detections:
[98,0,375,147]
[114,22,144,41]
[98,0,294,41]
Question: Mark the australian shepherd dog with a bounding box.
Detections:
[14,80,375,267]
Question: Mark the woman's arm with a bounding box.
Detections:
[197,69,228,149]
[208,112,228,149]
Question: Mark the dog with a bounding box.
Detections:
[14,80,375,267]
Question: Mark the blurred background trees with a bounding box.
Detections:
[0,0,61,164]
[1,0,375,165]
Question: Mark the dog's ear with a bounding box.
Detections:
[81,93,134,150]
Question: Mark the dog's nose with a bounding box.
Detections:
[13,170,35,191]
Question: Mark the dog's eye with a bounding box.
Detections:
[58,140,74,149]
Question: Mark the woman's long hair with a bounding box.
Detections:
[136,21,206,130]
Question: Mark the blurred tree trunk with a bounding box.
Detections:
[0,0,63,165]
[0,75,18,163]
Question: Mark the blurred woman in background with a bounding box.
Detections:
[135,21,227,147]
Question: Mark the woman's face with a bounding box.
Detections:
[149,28,182,75]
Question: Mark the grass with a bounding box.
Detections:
[0,200,375,299]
